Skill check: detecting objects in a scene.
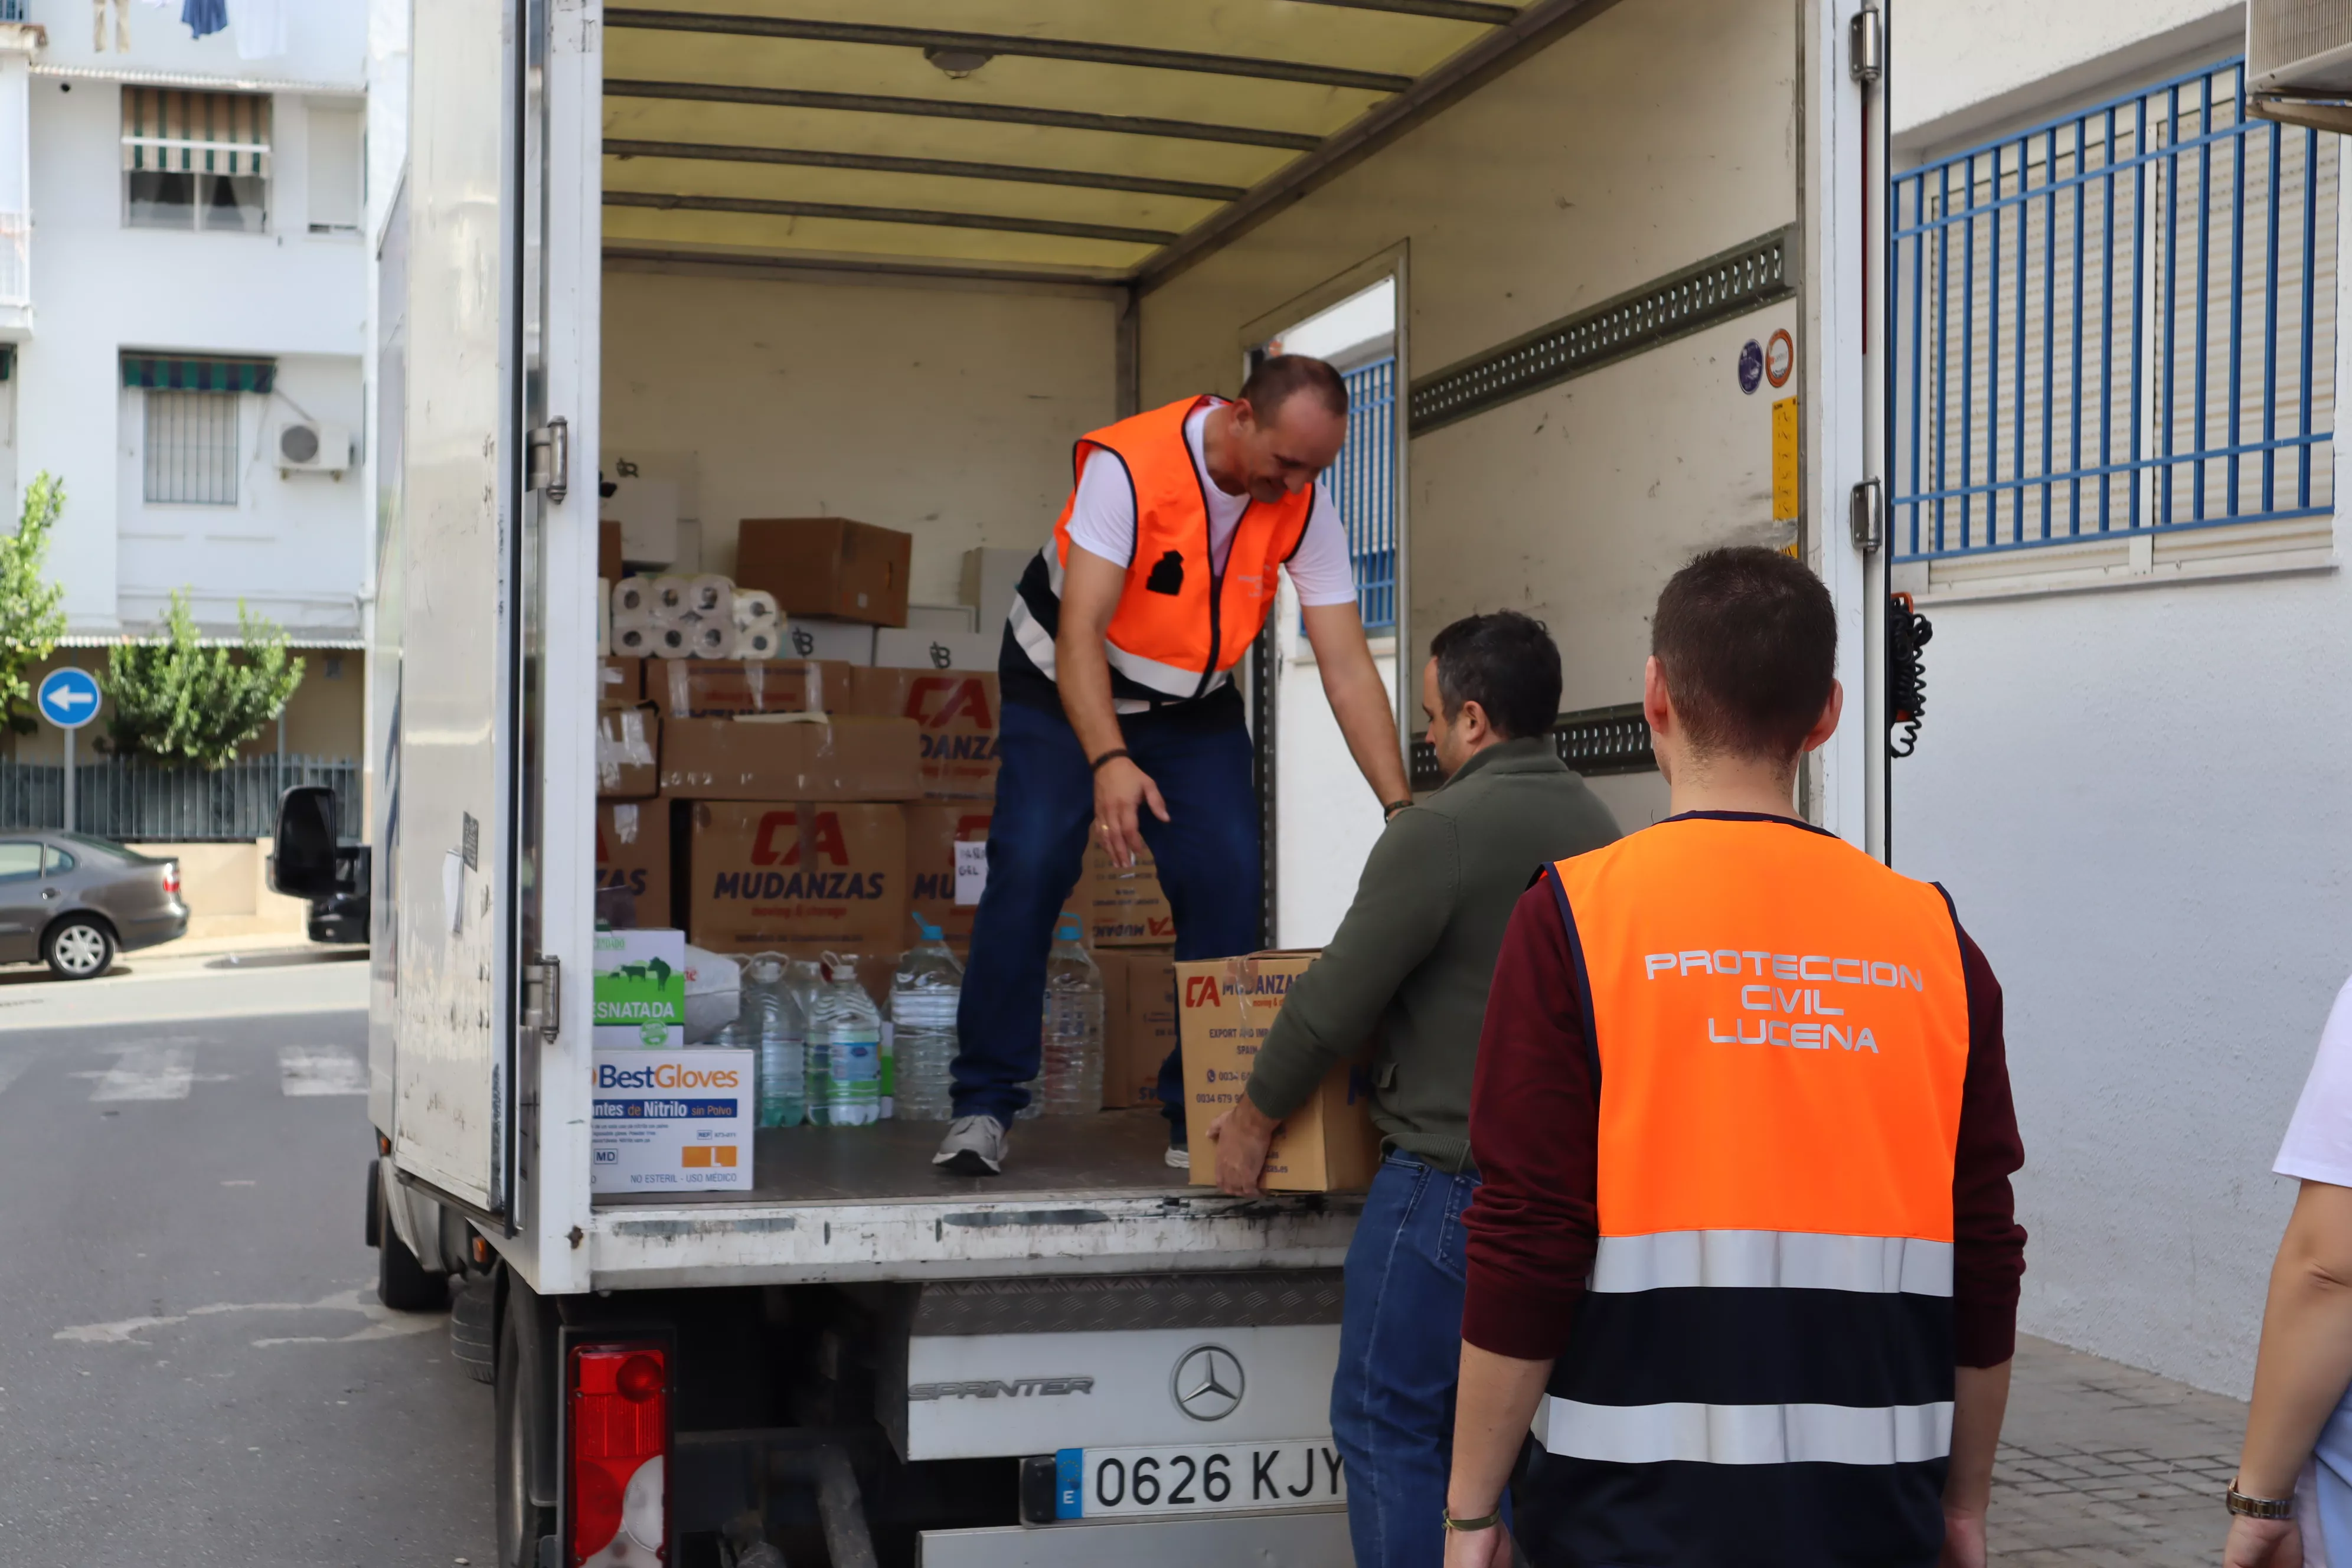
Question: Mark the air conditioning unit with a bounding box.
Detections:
[278,420,354,476]
[2249,0,2352,132]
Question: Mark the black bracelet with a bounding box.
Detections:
[1089,749,1132,773]
[1383,799,1414,817]
[1442,1504,1503,1533]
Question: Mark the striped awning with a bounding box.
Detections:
[121,88,272,177]
[121,353,277,393]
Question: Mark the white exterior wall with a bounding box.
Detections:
[16,0,367,639]
[1892,0,2350,1396]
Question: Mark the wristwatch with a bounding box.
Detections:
[2226,1481,2295,1519]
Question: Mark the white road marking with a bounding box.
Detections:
[90,1044,194,1102]
[0,1054,37,1097]
[53,1287,440,1348]
[277,1046,367,1097]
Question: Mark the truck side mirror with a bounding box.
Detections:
[271,785,341,899]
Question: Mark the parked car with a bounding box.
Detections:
[0,831,187,979]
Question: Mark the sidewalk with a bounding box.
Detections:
[1993,1334,2248,1566]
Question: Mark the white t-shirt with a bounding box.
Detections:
[1062,400,1360,608]
[2277,974,2352,1187]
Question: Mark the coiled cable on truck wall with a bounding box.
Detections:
[1888,592,1933,759]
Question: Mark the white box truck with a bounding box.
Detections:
[283,1,1899,1561]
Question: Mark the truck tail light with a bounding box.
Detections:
[568,1343,669,1566]
[162,861,181,898]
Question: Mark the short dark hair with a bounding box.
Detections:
[1239,354,1348,422]
[1429,611,1562,740]
[1651,547,1838,762]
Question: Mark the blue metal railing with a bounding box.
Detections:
[1328,356,1398,629]
[1891,58,2335,561]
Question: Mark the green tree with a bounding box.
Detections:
[0,473,69,736]
[103,591,306,769]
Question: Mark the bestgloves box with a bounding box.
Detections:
[1177,950,1379,1193]
[591,1047,753,1192]
[593,927,686,1047]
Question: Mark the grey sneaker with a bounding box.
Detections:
[933,1115,1008,1176]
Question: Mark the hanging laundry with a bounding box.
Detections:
[181,0,227,40]
[92,0,130,51]
[226,0,285,60]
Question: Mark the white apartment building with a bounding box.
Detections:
[1,0,368,763]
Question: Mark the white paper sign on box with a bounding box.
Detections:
[592,1048,753,1192]
[954,841,988,906]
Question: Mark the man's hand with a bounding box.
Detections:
[1938,1506,1988,1568]
[1093,755,1169,868]
[2226,1517,2304,1568]
[1206,1097,1280,1195]
[1441,1523,1515,1568]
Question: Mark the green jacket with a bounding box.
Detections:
[1243,736,1622,1172]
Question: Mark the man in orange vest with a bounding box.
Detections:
[1441,547,2027,1566]
[934,355,1412,1175]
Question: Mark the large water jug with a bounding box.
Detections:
[806,953,883,1128]
[739,952,806,1129]
[1040,913,1105,1115]
[892,918,963,1122]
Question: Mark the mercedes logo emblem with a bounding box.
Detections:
[1171,1344,1244,1422]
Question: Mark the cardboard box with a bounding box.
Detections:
[782,618,877,665]
[905,803,991,948]
[592,1047,752,1193]
[595,801,671,929]
[1177,951,1380,1193]
[852,668,1001,800]
[648,658,855,720]
[961,545,1031,638]
[1099,947,1177,1110]
[600,518,624,583]
[873,628,1001,674]
[598,658,643,705]
[594,927,687,1048]
[687,801,907,950]
[907,603,977,633]
[737,517,912,627]
[659,715,922,801]
[1074,841,1177,947]
[596,704,661,799]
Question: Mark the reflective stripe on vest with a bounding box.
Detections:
[1530,815,1972,1562]
[1007,396,1313,700]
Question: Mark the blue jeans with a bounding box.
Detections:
[1331,1152,1496,1568]
[951,691,1262,1128]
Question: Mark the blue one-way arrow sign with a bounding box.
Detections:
[35,668,102,730]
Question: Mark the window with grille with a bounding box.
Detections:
[1891,58,2336,560]
[1328,356,1399,631]
[145,390,240,505]
[123,89,271,233]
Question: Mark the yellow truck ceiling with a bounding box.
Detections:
[600,0,1549,281]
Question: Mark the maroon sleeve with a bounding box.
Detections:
[1461,876,1598,1361]
[1952,927,2028,1367]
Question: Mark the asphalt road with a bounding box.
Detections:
[0,949,494,1566]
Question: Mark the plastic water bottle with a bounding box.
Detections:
[1040,914,1105,1115]
[740,952,806,1129]
[891,919,963,1122]
[806,954,883,1128]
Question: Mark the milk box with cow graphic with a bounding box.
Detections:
[593,927,687,1047]
[687,802,907,950]
[1176,950,1379,1192]
[591,1047,754,1191]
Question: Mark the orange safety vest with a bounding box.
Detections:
[1005,396,1315,705]
[1522,812,1974,1568]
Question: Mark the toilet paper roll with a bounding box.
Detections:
[650,575,694,618]
[689,618,736,659]
[687,574,734,623]
[651,623,692,658]
[612,577,654,619]
[733,589,780,628]
[612,622,655,656]
[611,605,654,634]
[736,625,779,660]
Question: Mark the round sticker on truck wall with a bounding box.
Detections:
[1765,329,1795,387]
[1737,339,1763,394]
